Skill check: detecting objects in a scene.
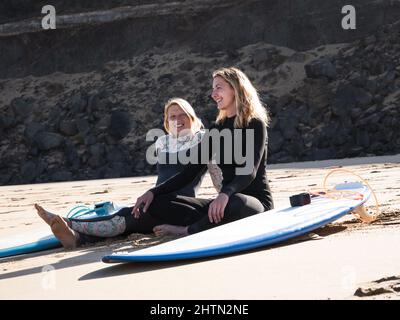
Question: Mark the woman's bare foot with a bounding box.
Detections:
[50,216,79,249]
[34,204,57,226]
[153,224,189,237]
[35,204,71,227]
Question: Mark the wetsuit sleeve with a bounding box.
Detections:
[150,137,210,196]
[220,119,267,197]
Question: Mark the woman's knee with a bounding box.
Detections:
[225,194,263,218]
[225,194,247,211]
[143,193,182,221]
[147,193,177,212]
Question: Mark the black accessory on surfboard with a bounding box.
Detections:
[289,193,311,207]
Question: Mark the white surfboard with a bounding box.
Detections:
[102,182,371,263]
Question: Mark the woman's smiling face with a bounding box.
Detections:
[211,76,236,116]
[167,104,191,136]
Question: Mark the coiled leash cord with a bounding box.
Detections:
[308,168,380,223]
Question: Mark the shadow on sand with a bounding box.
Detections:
[0,224,347,282]
[79,224,347,281]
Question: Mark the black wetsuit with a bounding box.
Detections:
[145,115,274,234]
[156,152,205,197]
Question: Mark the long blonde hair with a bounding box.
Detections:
[163,98,204,136]
[213,67,270,128]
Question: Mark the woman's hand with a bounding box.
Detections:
[132,190,154,218]
[208,193,229,224]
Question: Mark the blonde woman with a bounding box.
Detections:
[156,98,207,197]
[34,98,220,248]
[134,67,274,237]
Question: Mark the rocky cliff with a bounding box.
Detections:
[1,0,400,78]
[0,0,399,185]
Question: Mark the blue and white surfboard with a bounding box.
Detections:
[102,182,371,263]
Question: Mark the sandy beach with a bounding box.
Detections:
[1,154,399,300]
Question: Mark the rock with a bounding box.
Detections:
[261,71,278,85]
[51,171,73,182]
[369,142,383,153]
[354,286,394,297]
[393,284,400,292]
[44,82,64,97]
[108,110,133,140]
[179,60,196,71]
[88,153,106,168]
[276,94,292,109]
[305,58,337,80]
[84,134,96,146]
[295,104,310,122]
[369,61,386,75]
[332,84,372,117]
[278,115,298,140]
[356,130,370,148]
[350,107,363,119]
[59,120,78,136]
[96,115,111,131]
[88,91,110,112]
[107,145,130,164]
[358,113,381,127]
[347,145,365,157]
[300,79,331,111]
[49,106,63,123]
[70,93,88,114]
[252,48,285,70]
[355,89,373,107]
[64,142,80,169]
[108,161,131,178]
[252,49,269,70]
[0,109,17,130]
[363,35,377,46]
[372,94,384,104]
[380,70,396,86]
[20,160,45,182]
[11,97,33,118]
[76,118,91,136]
[142,56,156,70]
[320,122,339,139]
[364,105,377,115]
[20,161,36,182]
[134,160,146,172]
[0,172,13,184]
[348,72,367,87]
[259,92,276,110]
[268,130,285,154]
[365,79,378,94]
[151,102,164,113]
[158,73,174,85]
[269,150,294,164]
[287,52,308,63]
[24,122,46,142]
[91,143,105,156]
[34,132,65,151]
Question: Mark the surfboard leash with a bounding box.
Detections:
[308,168,381,223]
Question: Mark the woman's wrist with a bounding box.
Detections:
[149,187,158,196]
